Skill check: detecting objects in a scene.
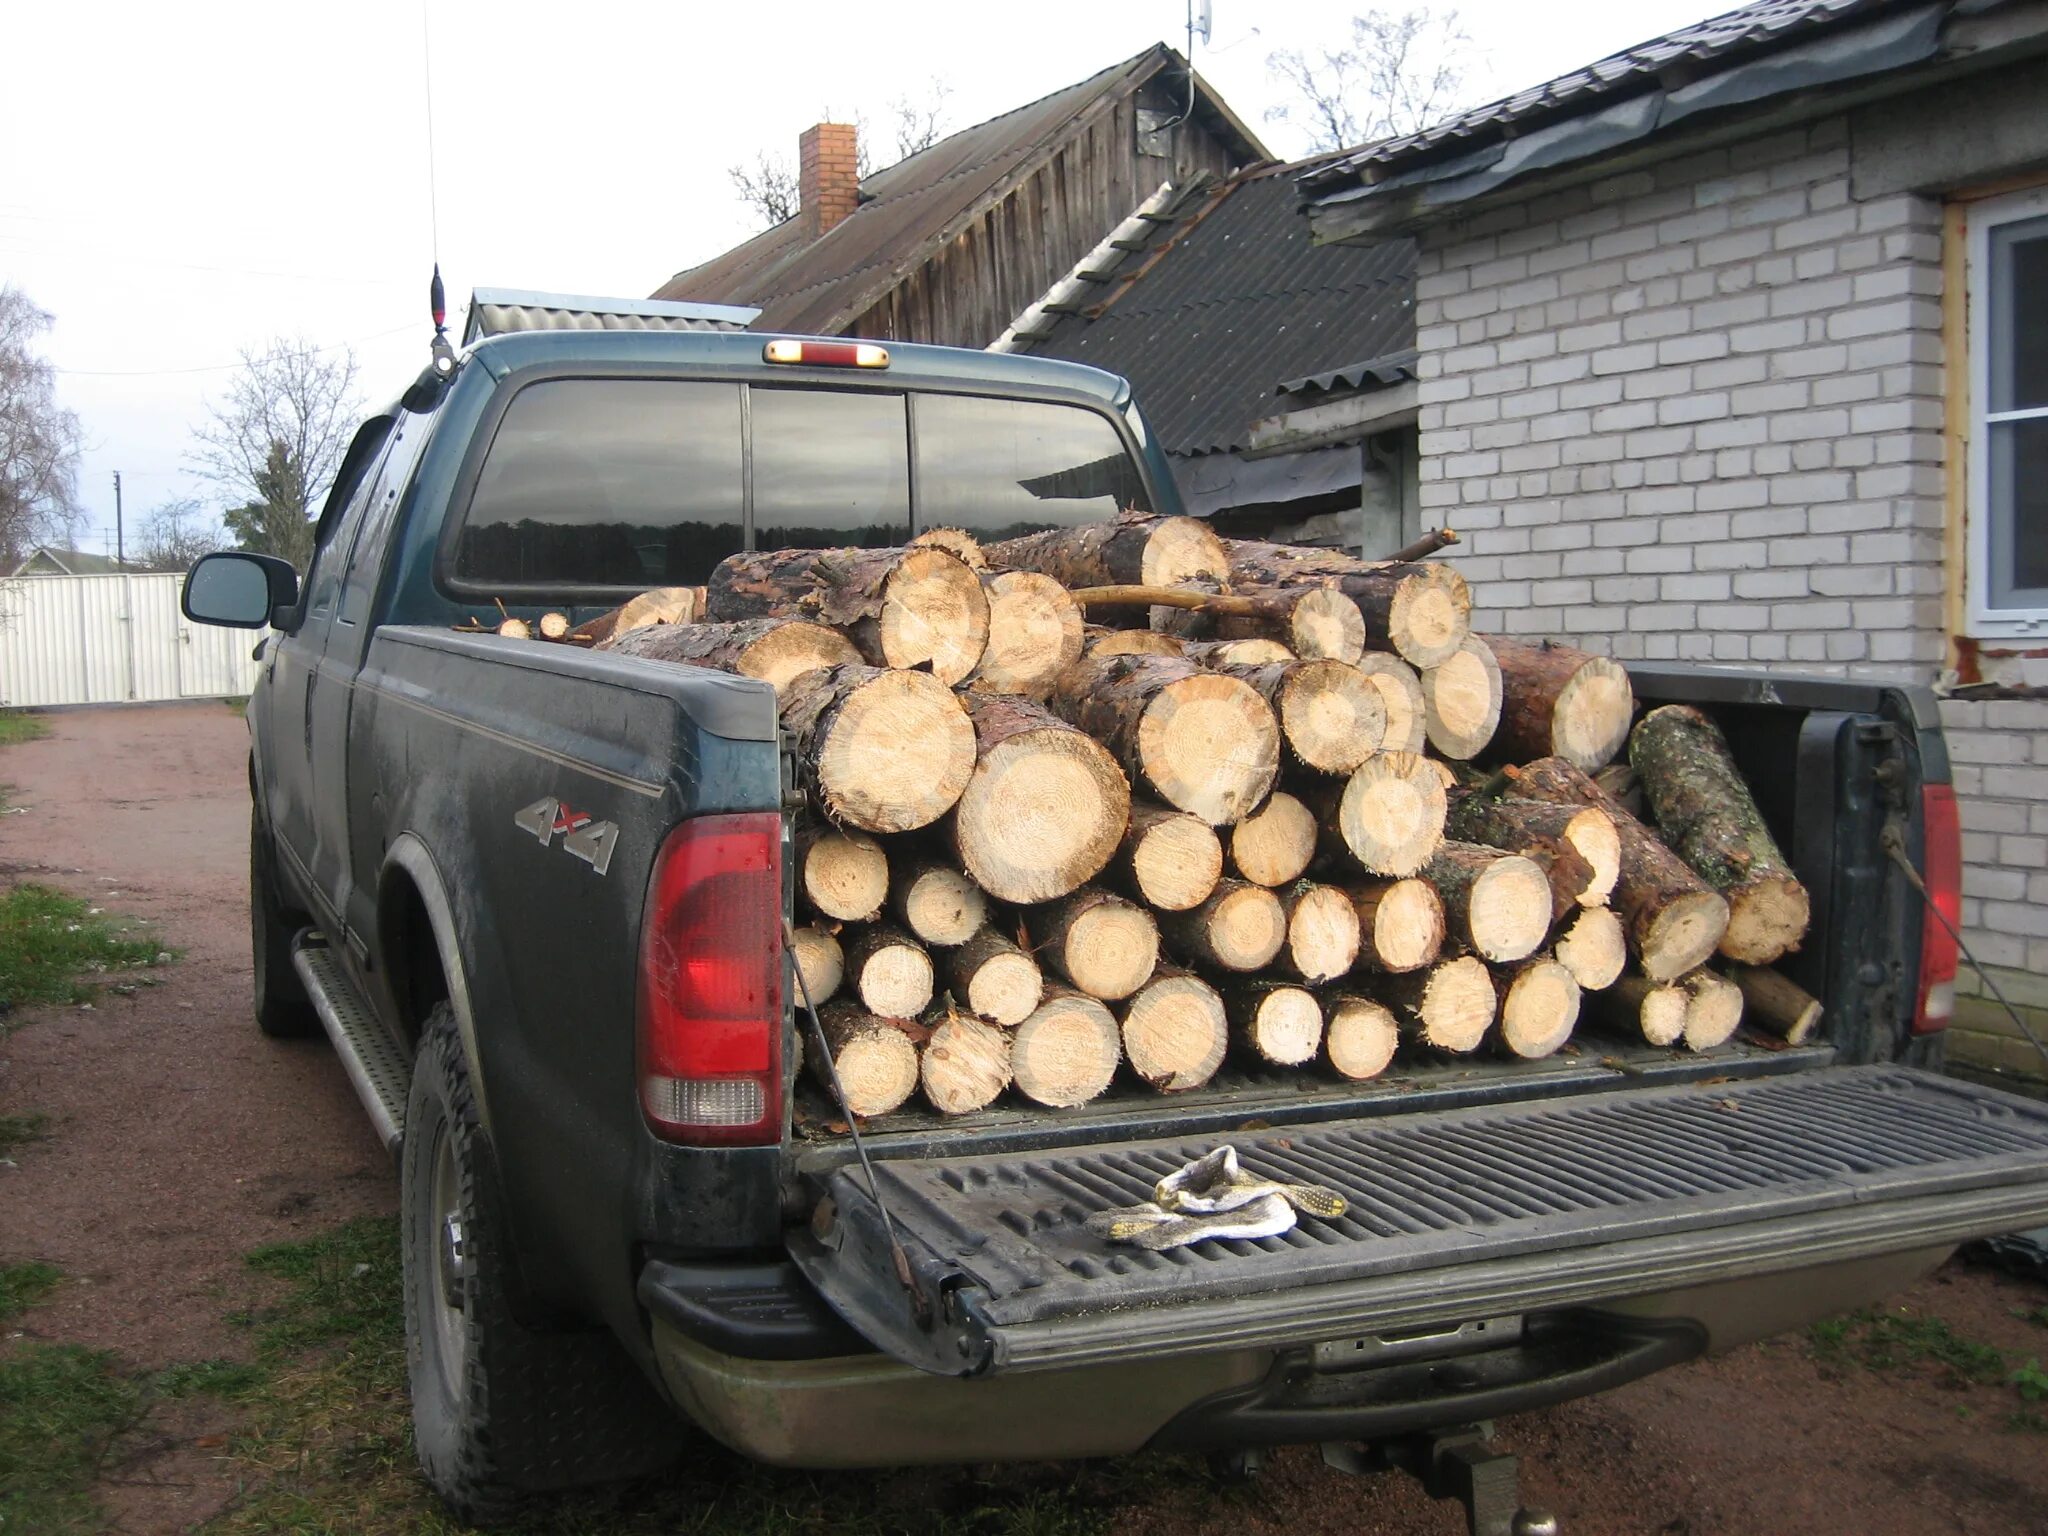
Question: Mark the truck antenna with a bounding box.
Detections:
[421,0,455,374]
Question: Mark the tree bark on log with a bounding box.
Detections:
[966,571,1084,700]
[987,511,1229,607]
[1110,801,1223,912]
[790,923,844,1006]
[811,1000,920,1117]
[1082,625,1185,659]
[1048,654,1280,826]
[1181,637,1296,667]
[705,546,990,684]
[795,824,889,922]
[1446,794,1620,909]
[1678,967,1745,1050]
[1629,705,1811,965]
[1421,637,1503,760]
[570,585,704,645]
[1118,968,1229,1092]
[1553,906,1627,992]
[1501,757,1730,981]
[1216,661,1386,775]
[842,923,935,1019]
[1224,981,1325,1067]
[918,1008,1012,1115]
[1280,883,1363,984]
[944,929,1043,1026]
[1484,636,1635,774]
[1229,790,1318,888]
[1381,955,1496,1053]
[949,694,1130,905]
[1492,957,1581,1060]
[1587,975,1688,1047]
[1224,540,1472,668]
[1322,994,1400,1080]
[1352,654,1428,755]
[1304,751,1448,877]
[1027,885,1160,1002]
[1418,842,1553,963]
[780,664,976,834]
[889,858,989,948]
[1726,965,1822,1045]
[1347,878,1446,973]
[1010,985,1122,1107]
[1157,878,1287,972]
[598,617,860,699]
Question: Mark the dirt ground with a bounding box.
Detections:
[5,701,2048,1536]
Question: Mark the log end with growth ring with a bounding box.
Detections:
[804,668,976,833]
[1011,990,1122,1107]
[948,931,1043,1026]
[814,1003,919,1118]
[1640,891,1731,982]
[1120,973,1228,1092]
[1412,956,1497,1052]
[1562,807,1622,907]
[893,864,988,948]
[1189,881,1288,972]
[919,1011,1013,1115]
[1278,660,1387,774]
[909,526,987,570]
[952,717,1130,905]
[970,571,1084,699]
[737,622,864,697]
[1553,905,1627,992]
[1138,515,1231,590]
[1084,626,1184,659]
[1286,884,1362,984]
[1324,995,1399,1080]
[1352,655,1427,755]
[1337,753,1449,878]
[1122,807,1224,912]
[1288,586,1367,664]
[798,828,888,922]
[876,547,991,684]
[1388,563,1472,668]
[1354,878,1446,973]
[1680,968,1745,1051]
[1463,853,1555,963]
[1550,654,1635,773]
[1498,959,1581,1060]
[852,935,934,1021]
[1237,986,1324,1067]
[1135,673,1281,826]
[790,924,844,1006]
[1421,637,1503,760]
[1722,877,1813,966]
[1230,791,1317,887]
[1039,890,1160,1002]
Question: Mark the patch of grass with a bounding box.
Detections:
[2006,1408,2048,1433]
[223,696,250,718]
[0,883,169,1019]
[0,1341,144,1534]
[0,1109,49,1157]
[2013,1357,2048,1402]
[0,1259,62,1322]
[0,711,49,746]
[156,1358,267,1401]
[1808,1306,2007,1387]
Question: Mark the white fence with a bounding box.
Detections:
[0,572,262,708]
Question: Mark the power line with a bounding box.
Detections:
[53,323,419,378]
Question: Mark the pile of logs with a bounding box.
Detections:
[513,510,1817,1122]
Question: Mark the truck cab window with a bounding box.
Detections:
[750,387,910,553]
[914,394,1149,542]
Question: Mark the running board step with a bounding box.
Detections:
[293,937,408,1155]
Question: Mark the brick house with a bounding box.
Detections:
[1299,0,2048,1079]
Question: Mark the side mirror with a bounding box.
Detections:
[183,552,298,630]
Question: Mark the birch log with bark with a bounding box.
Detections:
[1421,637,1504,760]
[795,825,889,922]
[1485,636,1636,773]
[918,1008,1013,1115]
[1048,653,1280,826]
[1726,964,1822,1044]
[1629,705,1811,965]
[1352,654,1428,754]
[944,929,1043,1026]
[1224,540,1472,668]
[1306,752,1448,877]
[1446,794,1621,908]
[1118,968,1229,1092]
[1502,757,1729,981]
[1217,660,1386,774]
[1588,975,1689,1046]
[1110,801,1224,912]
[1382,956,1496,1052]
[948,694,1131,904]
[1322,994,1400,1080]
[1229,790,1318,888]
[1419,842,1553,963]
[812,1001,920,1117]
[1157,879,1287,972]
[1493,957,1581,1060]
[1225,981,1325,1067]
[966,570,1084,699]
[1347,878,1447,972]
[888,859,989,948]
[598,617,860,698]
[1028,886,1160,1002]
[781,665,976,833]
[1010,986,1122,1107]
[1280,883,1363,984]
[842,923,935,1019]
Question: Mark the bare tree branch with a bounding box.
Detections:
[0,285,83,570]
[725,82,952,231]
[134,497,228,572]
[1267,9,1472,153]
[727,152,800,226]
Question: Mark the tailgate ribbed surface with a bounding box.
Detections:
[837,1068,2048,1328]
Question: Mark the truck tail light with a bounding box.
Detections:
[1914,783,1961,1034]
[637,813,784,1144]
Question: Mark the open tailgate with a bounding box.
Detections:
[789,1067,2048,1376]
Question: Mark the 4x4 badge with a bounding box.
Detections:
[513,797,619,876]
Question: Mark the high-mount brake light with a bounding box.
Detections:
[637,813,785,1145]
[762,338,889,368]
[1913,782,1960,1034]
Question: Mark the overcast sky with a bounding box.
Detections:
[6,0,1725,556]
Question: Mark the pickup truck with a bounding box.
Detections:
[183,321,2048,1530]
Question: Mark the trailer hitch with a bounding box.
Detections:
[1323,1426,1558,1536]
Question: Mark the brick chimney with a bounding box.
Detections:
[798,121,860,241]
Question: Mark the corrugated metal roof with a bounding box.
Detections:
[1017,164,1415,457]
[1276,349,1418,398]
[653,46,1265,337]
[463,289,757,344]
[1300,0,1897,193]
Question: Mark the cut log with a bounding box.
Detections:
[705,545,990,684]
[842,923,935,1020]
[1082,625,1185,659]
[795,826,889,922]
[1225,982,1325,1067]
[1553,906,1627,992]
[1419,842,1552,963]
[1420,637,1503,760]
[789,923,844,1006]
[1502,757,1730,981]
[1158,879,1287,973]
[1217,660,1386,775]
[966,571,1085,700]
[1182,637,1296,667]
[1010,985,1122,1107]
[1446,794,1621,909]
[909,526,987,570]
[811,1001,920,1118]
[949,694,1130,905]
[1111,801,1224,912]
[1588,975,1689,1047]
[1048,654,1279,826]
[1493,957,1581,1060]
[1309,751,1448,877]
[1151,580,1368,664]
[945,929,1043,1026]
[1351,654,1427,755]
[1224,540,1472,668]
[537,611,571,641]
[1486,636,1635,774]
[1118,969,1229,1092]
[1229,790,1318,888]
[1629,704,1812,965]
[918,1008,1013,1115]
[1280,883,1363,984]
[987,510,1229,600]
[1347,878,1446,973]
[1028,886,1159,1002]
[1382,955,1496,1053]
[889,859,989,948]
[1322,994,1400,1080]
[780,665,976,834]
[1679,967,1745,1051]
[570,585,704,645]
[497,617,532,639]
[600,617,862,699]
[1726,965,1822,1045]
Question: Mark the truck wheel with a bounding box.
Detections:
[402,1004,680,1522]
[250,809,318,1038]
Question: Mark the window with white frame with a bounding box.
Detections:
[1969,188,2048,638]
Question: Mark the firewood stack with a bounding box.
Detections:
[498,511,1818,1122]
